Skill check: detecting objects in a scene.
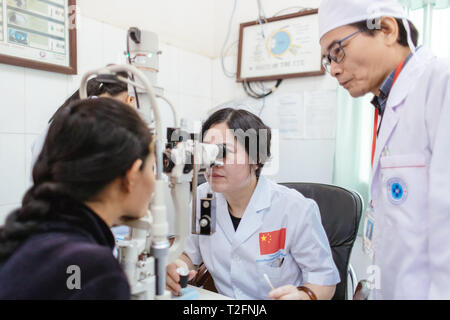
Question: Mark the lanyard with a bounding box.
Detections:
[370,60,406,167]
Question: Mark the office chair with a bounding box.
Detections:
[280,183,363,300]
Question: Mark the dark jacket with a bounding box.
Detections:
[0,201,130,300]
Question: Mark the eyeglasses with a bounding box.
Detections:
[321,30,363,73]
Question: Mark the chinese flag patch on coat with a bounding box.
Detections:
[259,228,286,255]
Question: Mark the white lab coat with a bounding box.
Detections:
[184,176,340,300]
[371,47,450,299]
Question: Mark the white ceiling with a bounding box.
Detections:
[78,0,321,59]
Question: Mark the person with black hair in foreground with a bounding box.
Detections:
[0,98,155,299]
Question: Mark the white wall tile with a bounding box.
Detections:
[211,58,244,107]
[67,73,82,96]
[159,90,180,132]
[179,50,211,98]
[67,21,127,108]
[210,57,339,184]
[0,17,220,215]
[24,69,68,134]
[102,23,128,66]
[0,204,19,226]
[25,134,40,190]
[179,94,211,132]
[77,16,104,75]
[159,43,181,93]
[0,134,26,205]
[271,139,335,184]
[0,64,25,133]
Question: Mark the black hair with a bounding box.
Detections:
[350,18,419,47]
[49,71,129,123]
[0,98,153,260]
[202,108,271,178]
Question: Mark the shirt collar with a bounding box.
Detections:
[371,49,417,114]
[248,175,272,212]
[38,200,116,249]
[216,175,272,214]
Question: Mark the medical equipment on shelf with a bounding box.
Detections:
[79,28,222,300]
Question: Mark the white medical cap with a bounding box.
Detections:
[318,0,407,39]
[318,0,415,52]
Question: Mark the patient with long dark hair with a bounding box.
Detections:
[0,98,155,299]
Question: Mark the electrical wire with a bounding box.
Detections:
[242,80,260,99]
[221,0,238,78]
[258,81,266,117]
[242,79,282,100]
[240,1,284,100]
[256,0,268,38]
[256,0,267,19]
[223,40,239,63]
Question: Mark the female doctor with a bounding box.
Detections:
[166,108,340,300]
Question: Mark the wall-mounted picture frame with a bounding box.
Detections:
[0,0,77,74]
[237,9,324,82]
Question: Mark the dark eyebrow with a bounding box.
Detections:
[322,40,338,58]
[327,40,339,52]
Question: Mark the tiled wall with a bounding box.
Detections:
[0,15,212,225]
[210,57,338,184]
[0,64,72,225]
[0,15,337,225]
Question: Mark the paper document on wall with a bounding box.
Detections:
[304,90,337,139]
[275,90,336,140]
[276,93,305,139]
[212,90,337,140]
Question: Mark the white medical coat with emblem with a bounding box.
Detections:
[184,176,340,300]
[371,47,450,299]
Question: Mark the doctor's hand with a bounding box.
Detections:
[166,259,197,296]
[268,285,311,300]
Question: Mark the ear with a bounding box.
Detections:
[122,159,143,193]
[126,95,135,107]
[380,17,399,46]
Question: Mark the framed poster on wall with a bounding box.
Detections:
[0,0,77,74]
[237,9,324,82]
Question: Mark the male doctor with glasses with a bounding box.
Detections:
[319,0,450,299]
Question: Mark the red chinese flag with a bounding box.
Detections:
[259,228,286,255]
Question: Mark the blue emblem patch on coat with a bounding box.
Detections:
[387,178,408,205]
